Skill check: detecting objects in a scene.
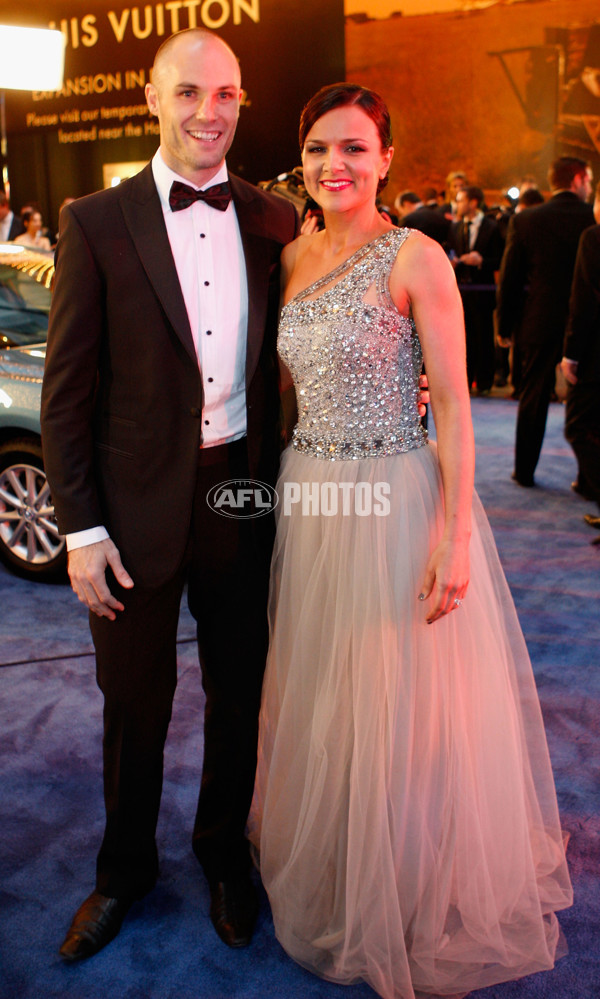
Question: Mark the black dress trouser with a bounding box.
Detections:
[514,340,560,483]
[91,438,272,899]
[460,287,496,394]
[565,381,600,507]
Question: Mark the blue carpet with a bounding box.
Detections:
[1,397,599,999]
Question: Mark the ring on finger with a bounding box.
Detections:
[453,598,462,608]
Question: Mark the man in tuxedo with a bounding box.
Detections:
[0,192,25,241]
[395,190,450,246]
[448,185,504,395]
[497,156,594,487]
[561,179,600,542]
[41,28,298,961]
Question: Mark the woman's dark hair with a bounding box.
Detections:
[299,83,393,194]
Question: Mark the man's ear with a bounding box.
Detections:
[145,83,159,117]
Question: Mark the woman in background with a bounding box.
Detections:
[13,209,51,251]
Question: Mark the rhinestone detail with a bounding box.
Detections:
[279,229,428,461]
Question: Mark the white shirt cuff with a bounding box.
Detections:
[66,526,110,551]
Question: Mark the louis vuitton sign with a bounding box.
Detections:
[2,0,344,216]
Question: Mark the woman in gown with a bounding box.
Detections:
[248,84,572,999]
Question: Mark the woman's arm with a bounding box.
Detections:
[390,232,474,623]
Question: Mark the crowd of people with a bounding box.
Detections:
[0,193,75,249]
[29,24,598,999]
[389,159,600,542]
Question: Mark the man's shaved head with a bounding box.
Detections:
[151,29,240,91]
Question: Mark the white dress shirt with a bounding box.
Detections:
[465,209,484,249]
[67,150,249,551]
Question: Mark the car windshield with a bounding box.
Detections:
[0,262,51,348]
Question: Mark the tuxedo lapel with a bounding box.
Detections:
[119,165,197,364]
[230,175,271,388]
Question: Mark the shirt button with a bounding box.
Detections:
[207,377,214,382]
[204,420,210,425]
[206,330,212,336]
[204,280,210,286]
[200,233,206,238]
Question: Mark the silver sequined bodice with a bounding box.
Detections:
[279,228,428,460]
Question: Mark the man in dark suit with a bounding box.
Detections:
[395,190,450,246]
[448,185,504,395]
[41,29,298,961]
[497,156,594,486]
[0,192,25,241]
[561,179,600,541]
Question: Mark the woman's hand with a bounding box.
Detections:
[418,536,470,624]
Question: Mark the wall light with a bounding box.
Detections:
[0,25,65,91]
[0,24,65,192]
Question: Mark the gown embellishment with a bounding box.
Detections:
[279,230,427,460]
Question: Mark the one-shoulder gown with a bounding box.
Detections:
[248,229,572,999]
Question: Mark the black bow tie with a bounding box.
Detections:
[169,180,232,213]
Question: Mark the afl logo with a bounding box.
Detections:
[206,479,279,519]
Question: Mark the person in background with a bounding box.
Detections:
[0,192,24,241]
[422,184,440,208]
[395,189,450,245]
[51,197,77,245]
[13,210,52,250]
[497,156,594,487]
[447,184,504,395]
[439,169,467,219]
[561,178,600,543]
[517,187,545,212]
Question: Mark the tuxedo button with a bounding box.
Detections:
[190,407,202,418]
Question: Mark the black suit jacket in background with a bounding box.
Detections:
[41,164,298,588]
[448,215,504,287]
[564,223,600,383]
[401,205,451,246]
[496,192,595,350]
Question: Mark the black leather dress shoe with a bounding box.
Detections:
[511,471,535,488]
[583,513,600,529]
[209,876,259,948]
[59,891,132,961]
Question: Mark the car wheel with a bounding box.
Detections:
[0,438,67,580]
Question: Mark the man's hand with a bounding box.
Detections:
[459,250,483,267]
[560,357,578,386]
[300,212,321,236]
[417,373,430,417]
[68,539,134,620]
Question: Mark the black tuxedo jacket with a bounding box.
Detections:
[401,205,450,246]
[564,223,600,383]
[448,215,504,287]
[41,164,298,587]
[496,192,594,348]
